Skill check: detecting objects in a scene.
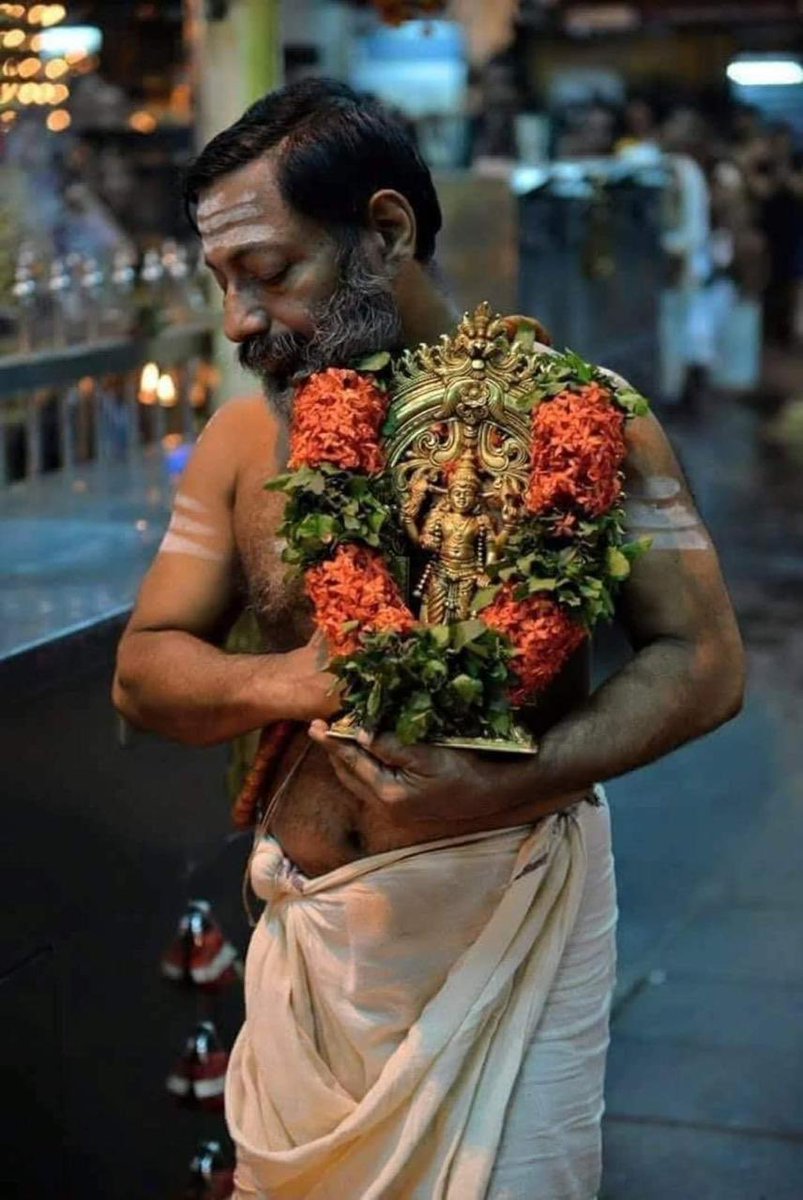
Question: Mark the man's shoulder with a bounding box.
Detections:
[202,393,275,438]
[197,394,279,462]
[184,394,281,502]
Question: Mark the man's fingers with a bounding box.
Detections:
[367,735,476,784]
[318,724,432,773]
[309,723,411,805]
[309,723,384,785]
[364,733,436,771]
[328,756,380,806]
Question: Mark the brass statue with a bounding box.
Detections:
[403,449,493,624]
[387,303,543,626]
[332,304,549,753]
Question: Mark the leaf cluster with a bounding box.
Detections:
[331,620,519,745]
[266,464,397,569]
[474,511,651,627]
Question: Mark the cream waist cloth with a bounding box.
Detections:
[227,795,614,1200]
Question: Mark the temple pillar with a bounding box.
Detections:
[189,0,282,403]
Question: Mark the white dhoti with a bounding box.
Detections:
[227,795,617,1200]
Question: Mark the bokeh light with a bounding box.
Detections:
[45,57,68,79]
[129,109,157,133]
[156,374,178,407]
[46,106,70,131]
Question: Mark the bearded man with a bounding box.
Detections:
[113,80,744,1200]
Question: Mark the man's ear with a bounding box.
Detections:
[367,189,417,263]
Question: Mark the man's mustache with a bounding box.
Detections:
[237,330,307,376]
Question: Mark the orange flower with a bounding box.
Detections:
[289,368,388,474]
[483,586,586,703]
[528,383,626,518]
[305,544,415,657]
[551,512,579,539]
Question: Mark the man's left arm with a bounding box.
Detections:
[500,409,745,802]
[312,411,745,823]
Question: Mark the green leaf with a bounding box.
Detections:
[354,350,392,373]
[450,674,483,705]
[367,683,383,721]
[428,624,451,650]
[561,348,594,383]
[622,535,653,559]
[303,470,326,496]
[606,547,632,581]
[421,659,448,685]
[513,323,536,352]
[489,709,515,737]
[396,708,430,745]
[264,473,290,493]
[471,585,501,613]
[452,619,488,650]
[616,387,651,418]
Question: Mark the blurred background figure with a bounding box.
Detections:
[659,107,716,410]
[615,93,661,159]
[740,120,803,346]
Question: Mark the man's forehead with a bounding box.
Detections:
[197,158,284,240]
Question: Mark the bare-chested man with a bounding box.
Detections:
[113,81,744,1200]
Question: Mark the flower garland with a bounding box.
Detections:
[306,544,416,658]
[267,346,650,745]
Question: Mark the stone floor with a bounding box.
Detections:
[601,368,803,1197]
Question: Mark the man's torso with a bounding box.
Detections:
[230,397,590,876]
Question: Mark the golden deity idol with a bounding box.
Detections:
[402,450,493,624]
[386,302,543,625]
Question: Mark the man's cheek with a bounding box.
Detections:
[273,300,317,339]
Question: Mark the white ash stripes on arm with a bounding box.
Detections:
[624,476,711,551]
[158,493,229,563]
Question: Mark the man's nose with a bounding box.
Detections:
[223,292,270,343]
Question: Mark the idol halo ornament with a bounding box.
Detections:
[268,303,651,754]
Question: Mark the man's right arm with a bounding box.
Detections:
[112,399,339,747]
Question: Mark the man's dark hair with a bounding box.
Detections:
[184,78,442,261]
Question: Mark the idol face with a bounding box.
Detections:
[198,155,404,403]
[449,480,480,514]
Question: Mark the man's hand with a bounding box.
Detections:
[278,633,343,722]
[308,723,587,826]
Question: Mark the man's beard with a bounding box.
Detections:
[237,236,405,418]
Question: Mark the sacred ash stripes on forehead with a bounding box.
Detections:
[197,189,258,220]
[201,224,281,255]
[200,203,263,234]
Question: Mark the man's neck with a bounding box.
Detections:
[396,261,460,349]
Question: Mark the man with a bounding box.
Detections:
[113,80,744,1199]
[659,108,715,409]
